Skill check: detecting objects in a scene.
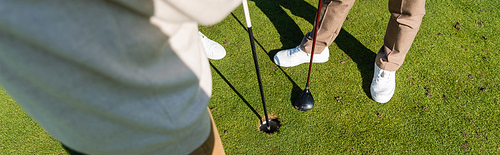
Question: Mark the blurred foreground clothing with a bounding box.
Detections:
[0,0,240,154]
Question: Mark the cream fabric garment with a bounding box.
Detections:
[0,0,240,154]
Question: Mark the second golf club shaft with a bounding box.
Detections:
[306,0,324,85]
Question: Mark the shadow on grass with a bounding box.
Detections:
[250,0,317,62]
[335,29,376,96]
[252,0,316,51]
[209,62,262,121]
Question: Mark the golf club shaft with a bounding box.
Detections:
[306,0,324,85]
[242,0,270,130]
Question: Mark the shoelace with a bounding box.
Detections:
[376,71,392,82]
[288,46,309,56]
[200,34,214,50]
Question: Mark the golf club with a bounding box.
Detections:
[294,0,324,111]
[242,0,278,133]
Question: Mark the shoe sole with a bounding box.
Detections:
[275,57,329,67]
[274,46,330,67]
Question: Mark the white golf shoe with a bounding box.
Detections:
[370,63,396,103]
[200,31,226,60]
[273,45,329,67]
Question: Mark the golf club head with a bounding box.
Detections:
[294,88,314,111]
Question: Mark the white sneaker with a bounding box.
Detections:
[200,31,226,60]
[273,45,329,67]
[370,63,396,103]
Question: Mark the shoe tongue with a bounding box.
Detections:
[292,46,303,54]
[291,48,300,54]
[380,71,389,78]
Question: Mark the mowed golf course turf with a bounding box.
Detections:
[1,0,499,154]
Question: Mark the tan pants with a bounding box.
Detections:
[189,108,225,155]
[300,0,425,71]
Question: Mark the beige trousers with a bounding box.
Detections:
[189,108,225,155]
[300,0,425,71]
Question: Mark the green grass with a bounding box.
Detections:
[2,0,500,154]
[0,88,66,154]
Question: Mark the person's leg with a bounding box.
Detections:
[376,0,426,71]
[273,0,355,67]
[371,0,425,103]
[189,108,225,155]
[301,0,356,54]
